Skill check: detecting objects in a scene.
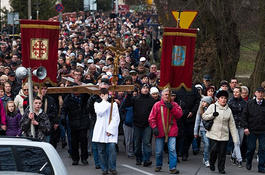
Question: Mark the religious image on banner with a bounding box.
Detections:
[159,27,197,91]
[20,20,60,86]
[172,45,186,67]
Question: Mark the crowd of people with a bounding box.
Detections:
[0,10,265,175]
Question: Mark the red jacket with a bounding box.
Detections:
[149,99,182,137]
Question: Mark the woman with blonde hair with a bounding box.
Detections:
[14,83,29,115]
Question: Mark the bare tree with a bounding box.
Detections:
[249,0,265,94]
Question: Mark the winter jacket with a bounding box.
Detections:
[228,97,246,128]
[20,107,51,141]
[1,95,11,112]
[202,102,238,143]
[6,111,22,136]
[122,93,156,128]
[194,105,208,135]
[241,99,265,134]
[149,99,183,137]
[14,89,28,115]
[0,99,6,126]
[61,93,90,130]
[119,98,134,127]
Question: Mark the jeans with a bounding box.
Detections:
[98,143,116,171]
[232,128,244,162]
[66,116,72,155]
[59,119,66,139]
[201,131,210,161]
[123,124,134,157]
[156,137,177,170]
[246,132,265,171]
[91,129,99,166]
[134,126,152,163]
[192,138,198,152]
[226,133,234,154]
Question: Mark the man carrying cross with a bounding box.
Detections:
[148,88,183,174]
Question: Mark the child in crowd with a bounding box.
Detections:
[194,96,213,167]
[5,101,22,136]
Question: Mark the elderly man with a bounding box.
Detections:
[241,87,265,173]
[149,88,183,174]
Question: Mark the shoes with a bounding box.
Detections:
[62,140,67,148]
[219,170,226,174]
[210,165,215,171]
[95,165,101,169]
[143,160,152,167]
[155,167,162,172]
[182,156,187,161]
[169,169,179,174]
[128,156,134,159]
[238,161,243,168]
[231,156,236,165]
[242,158,246,162]
[136,161,142,165]
[72,160,78,165]
[258,170,265,173]
[204,160,210,168]
[246,163,252,170]
[226,151,231,155]
[102,170,108,175]
[81,159,88,164]
[193,150,198,155]
[110,169,117,175]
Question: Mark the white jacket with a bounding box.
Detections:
[14,89,27,115]
[92,100,120,143]
[202,102,238,143]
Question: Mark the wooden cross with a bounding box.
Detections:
[47,38,134,122]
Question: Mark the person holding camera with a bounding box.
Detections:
[202,90,238,174]
[149,88,183,174]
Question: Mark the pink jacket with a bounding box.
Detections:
[0,99,6,125]
[149,99,182,137]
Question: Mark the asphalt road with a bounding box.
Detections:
[57,136,261,175]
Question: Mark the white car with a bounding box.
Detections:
[0,137,68,175]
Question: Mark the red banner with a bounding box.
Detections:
[159,27,197,91]
[20,20,60,85]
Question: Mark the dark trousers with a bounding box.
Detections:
[71,129,88,162]
[209,139,228,172]
[49,126,60,149]
[182,122,195,158]
[246,132,265,171]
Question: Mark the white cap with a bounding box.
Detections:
[195,84,203,89]
[69,53,75,57]
[140,57,146,62]
[87,59,94,64]
[76,63,84,68]
[150,87,159,94]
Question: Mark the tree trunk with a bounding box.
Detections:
[249,0,265,96]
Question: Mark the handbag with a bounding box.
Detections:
[202,104,217,131]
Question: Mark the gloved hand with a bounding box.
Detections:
[165,102,173,110]
[61,119,66,126]
[213,112,219,117]
[153,127,159,136]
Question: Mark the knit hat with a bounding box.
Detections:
[201,96,213,105]
[140,83,149,91]
[150,87,159,95]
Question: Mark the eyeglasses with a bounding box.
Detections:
[23,89,29,91]
[74,74,81,76]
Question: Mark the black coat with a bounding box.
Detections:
[121,93,156,128]
[173,86,201,123]
[228,97,246,128]
[241,99,265,134]
[61,93,90,130]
